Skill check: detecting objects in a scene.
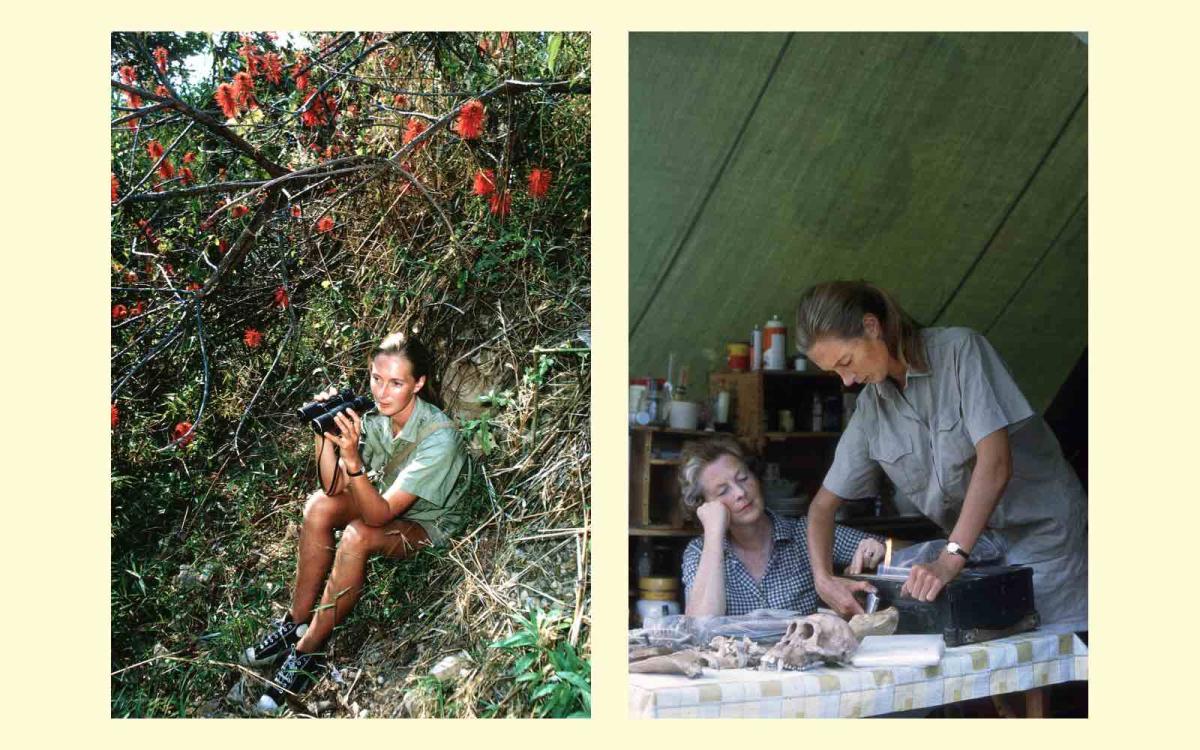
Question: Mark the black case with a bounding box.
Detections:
[848,565,1039,646]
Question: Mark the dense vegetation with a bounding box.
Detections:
[111,31,590,718]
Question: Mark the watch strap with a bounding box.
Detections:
[945,542,970,560]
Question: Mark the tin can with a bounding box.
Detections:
[763,316,786,370]
[726,342,750,372]
[751,326,762,371]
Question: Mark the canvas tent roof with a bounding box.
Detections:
[629,32,1087,410]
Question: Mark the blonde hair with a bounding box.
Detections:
[795,280,928,372]
[370,332,442,408]
[677,436,752,518]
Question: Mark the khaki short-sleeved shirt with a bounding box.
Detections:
[822,327,1087,628]
[359,396,467,546]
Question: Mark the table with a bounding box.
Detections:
[628,630,1087,718]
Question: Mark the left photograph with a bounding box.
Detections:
[110,31,591,718]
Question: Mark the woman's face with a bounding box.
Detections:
[370,354,425,420]
[806,315,893,387]
[698,454,764,524]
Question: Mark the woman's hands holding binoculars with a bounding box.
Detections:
[313,387,365,475]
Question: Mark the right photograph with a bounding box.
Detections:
[627,32,1088,718]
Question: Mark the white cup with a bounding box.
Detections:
[668,400,700,430]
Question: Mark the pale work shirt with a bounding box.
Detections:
[822,327,1087,629]
[359,396,467,547]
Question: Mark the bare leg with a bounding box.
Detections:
[289,491,359,624]
[296,518,430,652]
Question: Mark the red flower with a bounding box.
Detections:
[218,239,229,254]
[214,83,238,119]
[155,84,169,98]
[500,32,512,49]
[112,304,129,321]
[300,92,337,128]
[457,100,486,140]
[489,191,512,217]
[111,173,119,204]
[528,168,553,199]
[146,141,164,161]
[292,54,310,92]
[130,300,146,316]
[316,215,335,233]
[472,169,495,196]
[239,40,261,77]
[172,421,195,447]
[291,205,302,218]
[262,52,283,86]
[124,270,138,283]
[182,152,195,164]
[393,94,408,107]
[125,90,143,109]
[126,117,140,132]
[111,403,119,429]
[273,287,289,308]
[157,159,175,180]
[136,219,158,248]
[230,204,249,219]
[184,282,201,292]
[233,72,257,110]
[153,46,169,72]
[402,118,428,149]
[119,65,137,85]
[477,37,492,57]
[243,328,264,348]
[179,167,193,186]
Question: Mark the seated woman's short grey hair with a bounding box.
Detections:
[677,436,752,518]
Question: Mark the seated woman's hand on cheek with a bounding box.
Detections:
[696,498,731,539]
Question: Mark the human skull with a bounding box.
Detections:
[760,613,859,671]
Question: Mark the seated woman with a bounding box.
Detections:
[679,437,885,617]
[243,333,467,711]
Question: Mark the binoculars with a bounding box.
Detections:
[297,388,375,436]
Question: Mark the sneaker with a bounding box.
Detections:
[241,615,308,668]
[256,646,326,713]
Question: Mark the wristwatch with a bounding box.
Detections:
[346,465,366,477]
[945,541,970,560]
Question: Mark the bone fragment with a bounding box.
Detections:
[848,607,899,640]
[628,650,707,678]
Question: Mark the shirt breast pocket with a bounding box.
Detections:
[933,412,976,502]
[868,428,926,498]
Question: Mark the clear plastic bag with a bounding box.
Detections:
[632,608,801,647]
[888,529,1007,568]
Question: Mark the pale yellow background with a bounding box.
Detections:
[6,0,1198,741]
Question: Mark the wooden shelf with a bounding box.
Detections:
[715,369,840,379]
[630,525,700,537]
[630,426,723,437]
[649,458,683,466]
[764,431,841,440]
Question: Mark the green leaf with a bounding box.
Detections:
[557,670,591,696]
[489,631,535,649]
[547,33,563,75]
[511,652,537,675]
[530,682,557,700]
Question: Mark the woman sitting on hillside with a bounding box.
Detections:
[243,333,467,712]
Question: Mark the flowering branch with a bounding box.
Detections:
[111,80,288,178]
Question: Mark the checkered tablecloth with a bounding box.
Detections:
[628,630,1087,718]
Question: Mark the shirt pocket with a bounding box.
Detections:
[932,411,977,503]
[868,426,927,498]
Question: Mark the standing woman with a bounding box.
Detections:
[797,281,1087,631]
[244,333,468,711]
